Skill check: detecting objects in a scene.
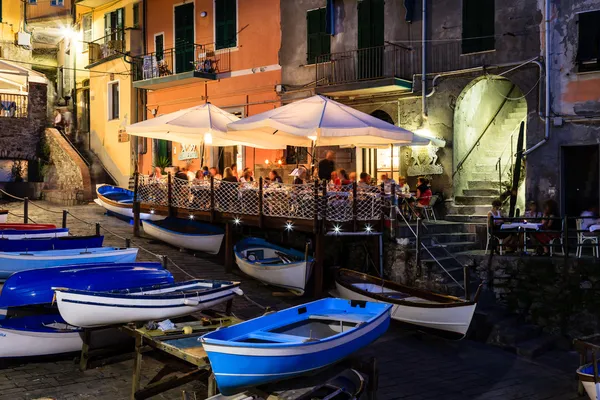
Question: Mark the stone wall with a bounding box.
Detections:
[43,128,92,204]
[0,82,48,161]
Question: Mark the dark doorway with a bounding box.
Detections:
[174,2,194,74]
[562,145,599,217]
[357,0,384,79]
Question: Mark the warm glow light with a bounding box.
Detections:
[264,159,270,165]
[414,128,433,138]
[308,135,317,141]
[150,209,155,214]
[204,132,213,145]
[189,214,195,220]
[277,159,282,165]
[61,26,76,40]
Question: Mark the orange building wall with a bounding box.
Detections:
[139,0,283,175]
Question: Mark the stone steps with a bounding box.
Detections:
[454,195,497,206]
[422,232,477,243]
[467,180,501,190]
[446,214,488,223]
[447,204,490,215]
[463,189,500,196]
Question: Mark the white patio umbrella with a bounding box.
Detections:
[227,95,428,148]
[127,103,284,148]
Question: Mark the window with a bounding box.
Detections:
[577,10,600,72]
[307,8,330,64]
[0,0,3,22]
[28,0,37,4]
[50,0,64,6]
[133,2,140,28]
[215,0,237,50]
[154,33,164,62]
[108,81,119,120]
[104,8,124,42]
[82,13,92,52]
[462,0,494,54]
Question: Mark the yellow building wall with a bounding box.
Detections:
[80,0,141,187]
[0,1,23,42]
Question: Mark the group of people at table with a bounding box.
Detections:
[488,199,600,255]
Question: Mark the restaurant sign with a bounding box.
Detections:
[178,144,199,161]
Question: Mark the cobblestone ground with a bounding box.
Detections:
[0,201,581,400]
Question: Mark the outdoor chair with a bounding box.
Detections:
[549,218,565,257]
[576,218,599,258]
[415,194,438,222]
[485,215,505,256]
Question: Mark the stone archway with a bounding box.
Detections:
[451,76,528,219]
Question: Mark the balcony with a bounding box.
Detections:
[0,93,28,119]
[75,0,114,7]
[314,41,502,97]
[87,28,143,68]
[133,43,231,90]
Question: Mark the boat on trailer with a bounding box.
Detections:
[234,238,313,295]
[0,247,139,280]
[0,210,7,223]
[0,263,173,310]
[335,269,480,338]
[142,217,224,254]
[201,298,391,395]
[95,184,163,221]
[55,279,242,327]
[0,235,103,252]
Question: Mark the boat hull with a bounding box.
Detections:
[235,254,310,295]
[0,228,69,240]
[0,248,139,279]
[142,219,223,254]
[335,282,475,336]
[202,298,391,395]
[577,363,599,400]
[55,281,240,327]
[0,211,6,224]
[0,235,104,252]
[95,184,162,221]
[0,325,83,357]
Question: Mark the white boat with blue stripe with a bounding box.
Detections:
[201,298,391,395]
[142,217,224,254]
[234,238,313,295]
[54,279,243,328]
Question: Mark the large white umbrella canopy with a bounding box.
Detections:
[227,95,425,148]
[127,103,283,148]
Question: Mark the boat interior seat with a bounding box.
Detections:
[253,257,281,264]
[246,331,306,343]
[309,313,370,324]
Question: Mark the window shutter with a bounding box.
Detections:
[216,0,237,50]
[307,9,321,64]
[578,11,600,62]
[0,0,3,23]
[225,0,237,48]
[462,0,494,53]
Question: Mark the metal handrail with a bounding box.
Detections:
[452,84,515,178]
[495,118,525,188]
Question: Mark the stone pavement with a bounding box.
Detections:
[0,201,581,400]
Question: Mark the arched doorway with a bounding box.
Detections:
[453,76,527,216]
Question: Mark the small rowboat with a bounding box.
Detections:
[234,238,313,295]
[577,362,599,400]
[0,225,68,240]
[95,184,163,221]
[0,210,7,223]
[0,314,120,358]
[0,247,139,280]
[335,269,481,338]
[142,217,224,254]
[55,279,242,327]
[0,235,103,252]
[0,263,173,309]
[201,298,391,395]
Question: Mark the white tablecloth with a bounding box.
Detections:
[500,222,543,230]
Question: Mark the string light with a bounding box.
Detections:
[333,225,342,234]
[150,209,155,214]
[189,214,195,220]
[365,224,373,233]
[285,221,294,231]
[264,159,270,165]
[233,217,241,225]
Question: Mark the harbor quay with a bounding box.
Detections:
[0,202,580,400]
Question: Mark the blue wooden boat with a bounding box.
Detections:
[0,247,139,280]
[0,227,69,240]
[95,184,163,221]
[0,235,104,252]
[201,298,391,395]
[143,217,224,254]
[0,263,173,309]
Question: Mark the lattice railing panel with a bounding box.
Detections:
[263,183,316,220]
[325,184,353,222]
[137,175,168,207]
[356,185,382,221]
[188,181,212,211]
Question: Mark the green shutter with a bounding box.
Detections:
[307,8,330,64]
[216,0,237,50]
[0,0,3,23]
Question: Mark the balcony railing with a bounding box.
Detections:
[315,41,505,88]
[133,43,231,82]
[0,94,28,119]
[88,29,126,66]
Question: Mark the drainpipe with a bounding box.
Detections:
[523,0,551,156]
[421,0,427,119]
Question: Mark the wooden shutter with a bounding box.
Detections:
[578,11,600,62]
[216,0,236,50]
[307,8,329,64]
[462,0,494,54]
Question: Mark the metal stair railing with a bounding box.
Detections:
[496,117,526,191]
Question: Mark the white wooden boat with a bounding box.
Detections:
[142,217,224,254]
[335,269,481,338]
[95,184,162,221]
[577,363,600,400]
[0,210,7,223]
[55,279,242,328]
[234,238,313,295]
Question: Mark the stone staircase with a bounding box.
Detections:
[448,99,527,223]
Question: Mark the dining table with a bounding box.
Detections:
[500,222,543,253]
